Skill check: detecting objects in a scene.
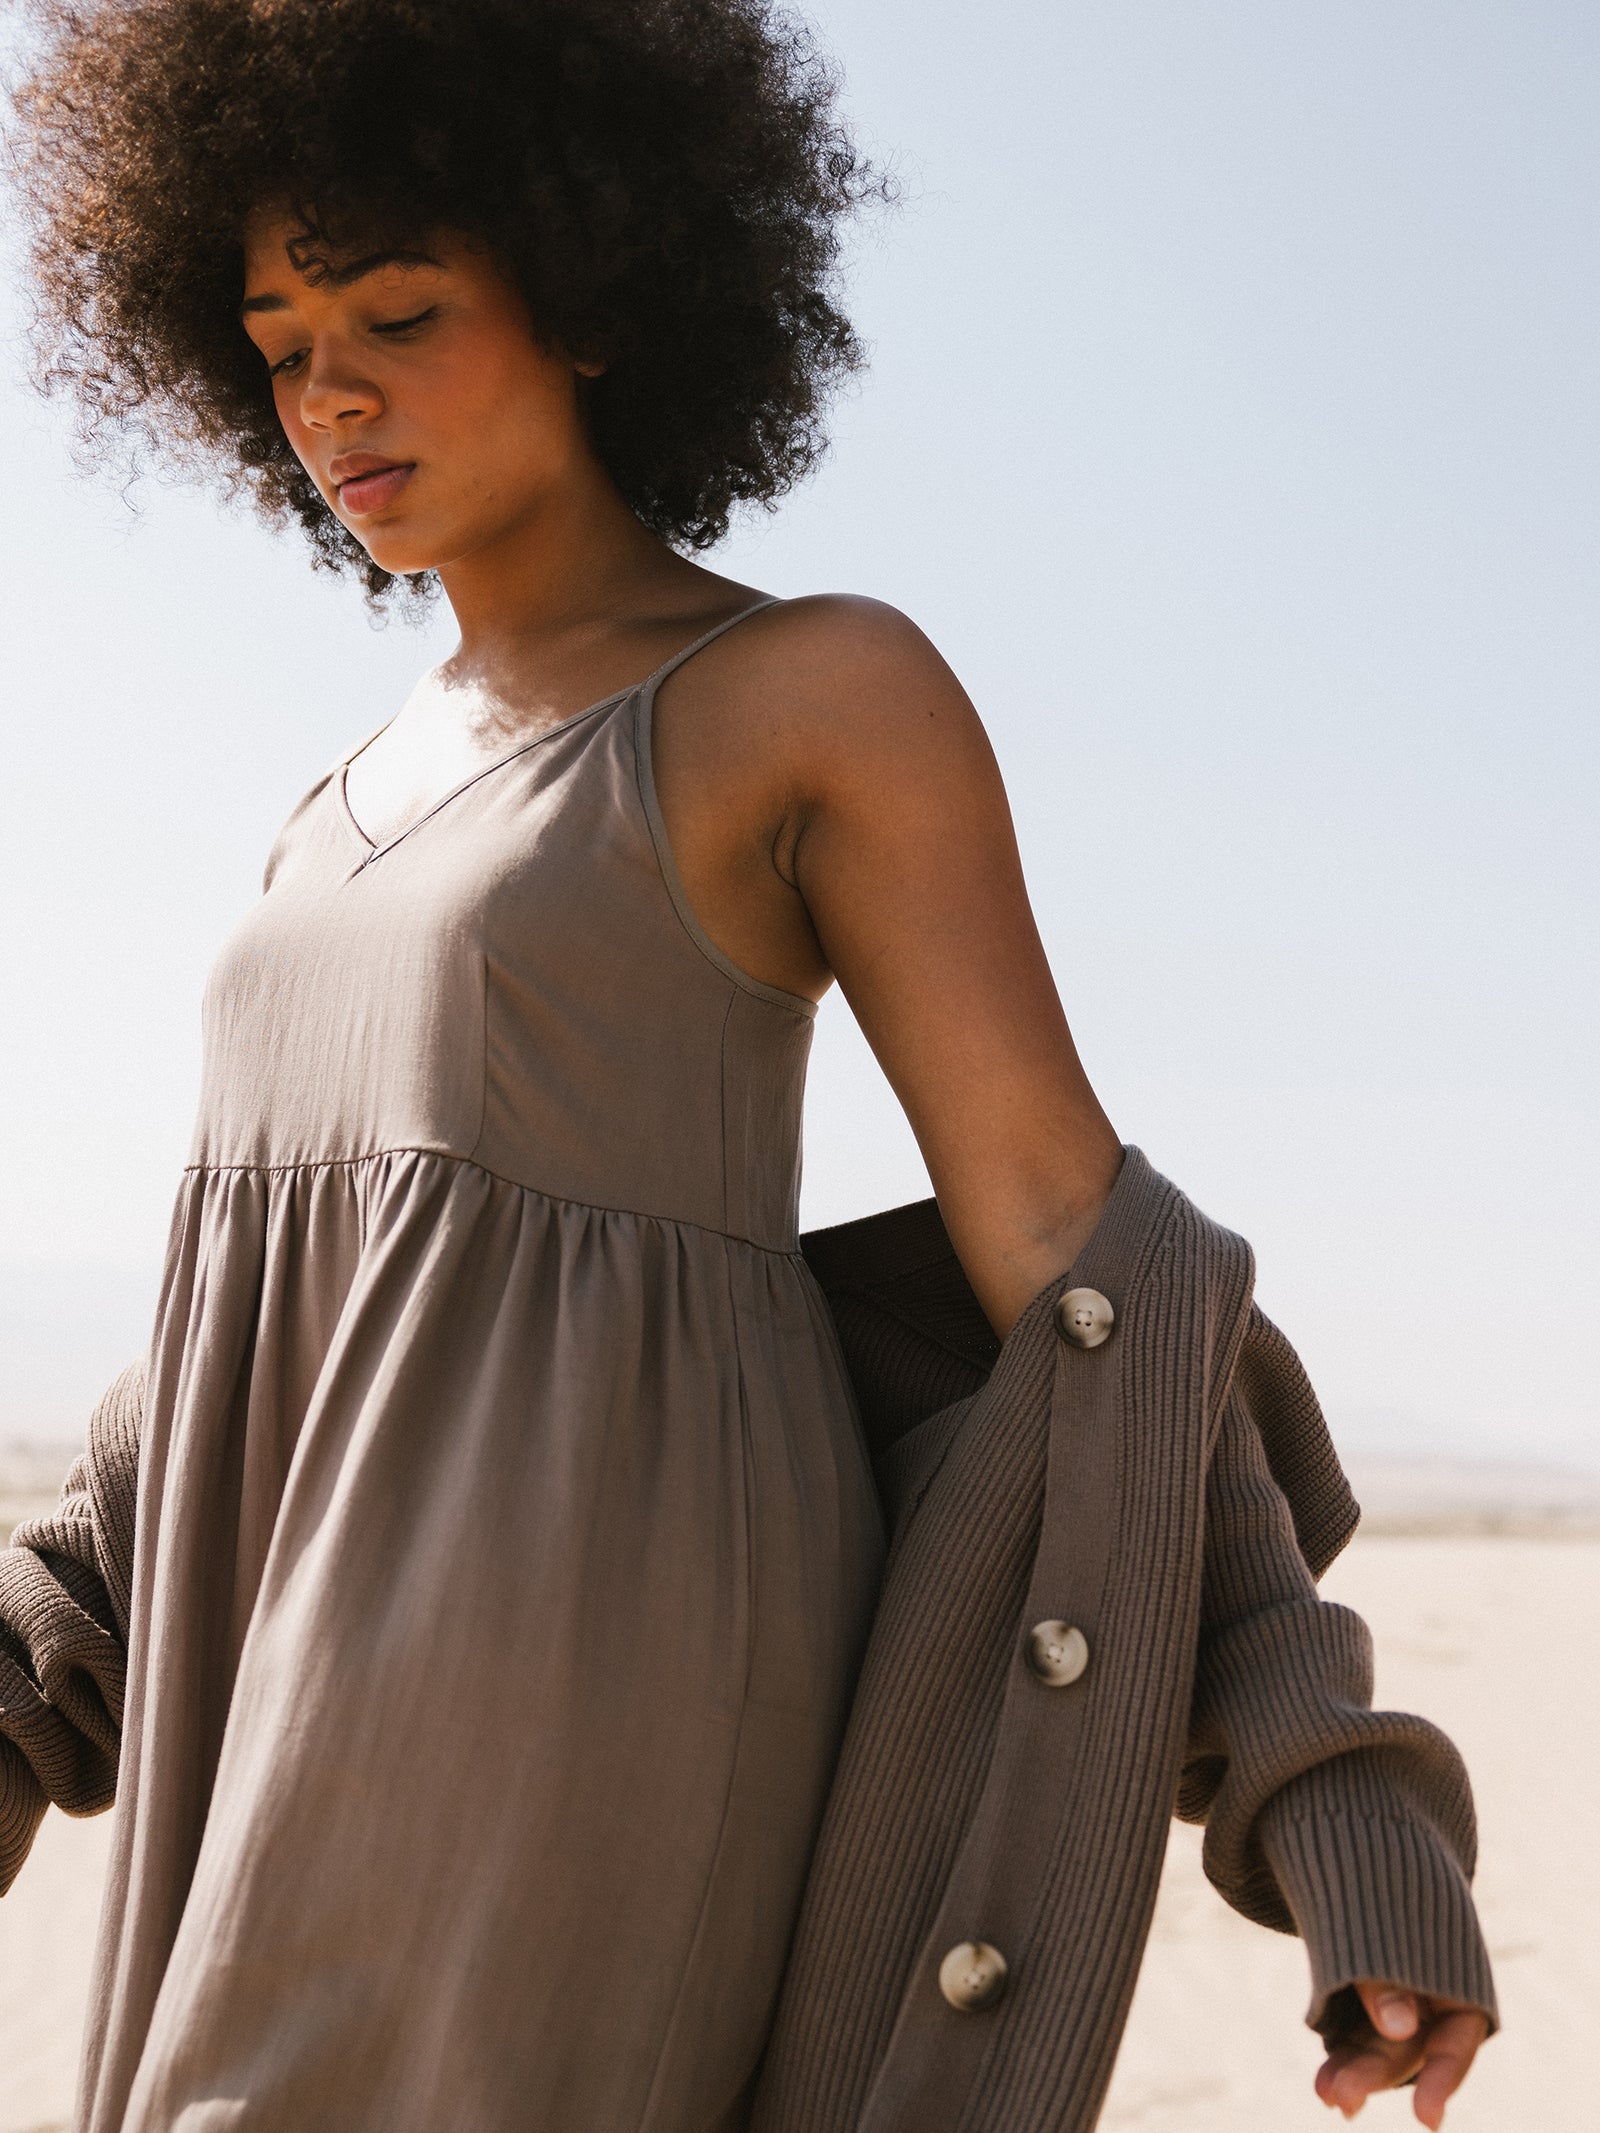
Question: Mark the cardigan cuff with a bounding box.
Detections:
[1258,1756,1499,2042]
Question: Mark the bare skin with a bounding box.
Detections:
[240,218,1487,2121]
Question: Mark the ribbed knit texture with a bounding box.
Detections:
[1260,1752,1496,2046]
[0,1356,141,1891]
[1180,1375,1494,2041]
[756,1150,1495,2132]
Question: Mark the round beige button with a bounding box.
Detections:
[1026,1619,1090,1686]
[1056,1287,1115,1348]
[938,1940,1009,2010]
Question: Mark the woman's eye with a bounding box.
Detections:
[263,305,436,378]
[371,306,439,338]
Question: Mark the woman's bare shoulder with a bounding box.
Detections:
[740,590,968,699]
[683,590,997,797]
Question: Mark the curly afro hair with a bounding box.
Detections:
[6,0,881,599]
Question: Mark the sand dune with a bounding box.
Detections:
[0,1492,1589,2130]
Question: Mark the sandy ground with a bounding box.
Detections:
[0,1533,1590,2131]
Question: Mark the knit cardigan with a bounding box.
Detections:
[0,1148,1496,2133]
[756,1148,1496,2130]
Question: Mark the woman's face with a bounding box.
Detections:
[240,214,603,579]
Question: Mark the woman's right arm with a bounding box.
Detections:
[0,1358,142,1891]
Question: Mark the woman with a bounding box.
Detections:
[0,3,1493,2130]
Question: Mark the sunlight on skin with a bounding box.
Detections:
[238,213,620,595]
[1317,1982,1490,2126]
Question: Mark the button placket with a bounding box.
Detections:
[867,1272,1126,2121]
[1022,1287,1113,1696]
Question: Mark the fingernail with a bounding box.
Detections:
[1376,1991,1414,2036]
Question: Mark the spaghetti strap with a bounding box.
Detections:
[638,595,783,697]
[630,590,815,1018]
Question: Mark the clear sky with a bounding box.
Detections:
[1,0,1596,1462]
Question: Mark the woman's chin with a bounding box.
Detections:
[343,504,527,582]
[346,527,444,579]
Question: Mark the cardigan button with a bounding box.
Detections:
[1056,1287,1114,1348]
[1026,1620,1090,1686]
[938,1940,1009,2010]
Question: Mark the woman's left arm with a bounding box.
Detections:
[736,596,1125,1330]
[699,597,1501,2115]
[1185,1329,1496,2125]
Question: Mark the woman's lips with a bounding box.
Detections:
[337,463,415,516]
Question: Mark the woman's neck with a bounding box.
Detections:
[435,454,713,684]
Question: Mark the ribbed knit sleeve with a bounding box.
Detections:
[0,1357,142,1894]
[1181,1368,1498,2040]
[1257,1750,1497,2044]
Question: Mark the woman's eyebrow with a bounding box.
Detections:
[241,249,444,315]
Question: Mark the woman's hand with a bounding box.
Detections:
[1316,1981,1490,2127]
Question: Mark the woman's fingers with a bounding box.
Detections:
[1316,2033,1425,2117]
[1410,2009,1491,2132]
[1356,1981,1420,2041]
[1314,1990,1491,2126]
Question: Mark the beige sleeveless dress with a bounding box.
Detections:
[80,601,885,2133]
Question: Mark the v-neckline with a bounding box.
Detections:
[335,596,780,866]
[336,685,634,864]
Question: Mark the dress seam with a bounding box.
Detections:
[178,1148,804,1258]
[465,946,491,1169]
[717,990,735,1237]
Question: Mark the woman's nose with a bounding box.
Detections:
[296,344,384,430]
